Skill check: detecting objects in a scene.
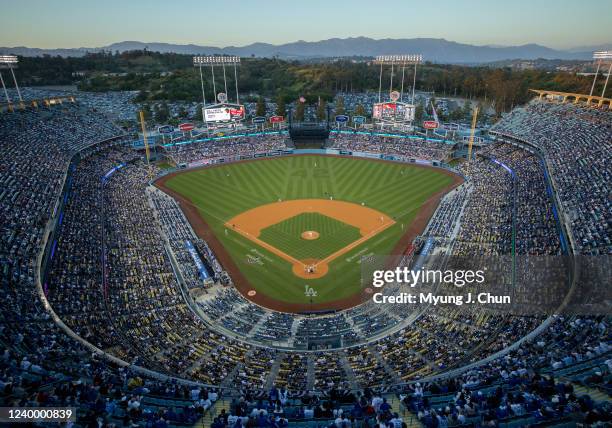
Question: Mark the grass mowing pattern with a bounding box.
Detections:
[259,212,362,261]
[164,155,454,305]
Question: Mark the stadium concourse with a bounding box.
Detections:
[0,97,610,428]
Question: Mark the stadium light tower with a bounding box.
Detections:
[591,51,612,98]
[374,54,423,104]
[193,56,241,105]
[0,55,22,105]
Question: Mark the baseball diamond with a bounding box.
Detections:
[157,155,460,312]
[227,200,395,279]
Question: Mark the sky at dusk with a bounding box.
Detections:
[1,0,611,49]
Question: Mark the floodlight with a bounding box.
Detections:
[0,55,18,64]
[593,51,612,61]
[193,56,241,66]
[374,54,422,64]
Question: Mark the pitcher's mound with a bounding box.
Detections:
[301,230,320,240]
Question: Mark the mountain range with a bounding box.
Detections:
[2,37,609,63]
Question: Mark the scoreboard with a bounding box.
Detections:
[372,102,415,123]
[204,103,245,123]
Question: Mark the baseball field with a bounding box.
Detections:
[157,155,459,312]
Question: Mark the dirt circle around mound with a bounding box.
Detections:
[292,258,329,279]
[301,230,320,240]
[155,154,465,314]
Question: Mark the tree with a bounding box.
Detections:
[476,102,488,124]
[414,104,424,122]
[462,100,473,119]
[255,96,266,117]
[275,95,286,117]
[295,98,305,121]
[354,103,366,117]
[449,106,463,121]
[427,97,437,116]
[154,102,169,123]
[335,96,345,115]
[316,97,326,121]
[196,104,204,122]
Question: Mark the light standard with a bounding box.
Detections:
[373,54,423,104]
[0,55,23,108]
[592,51,612,98]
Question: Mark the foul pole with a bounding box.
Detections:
[467,106,479,164]
[139,111,153,181]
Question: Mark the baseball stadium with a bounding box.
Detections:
[1,6,611,426]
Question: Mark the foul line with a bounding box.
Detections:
[225,216,396,274]
[316,219,395,268]
[225,223,307,268]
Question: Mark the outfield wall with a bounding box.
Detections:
[134,128,459,149]
[157,149,463,182]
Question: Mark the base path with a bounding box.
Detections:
[225,199,395,279]
[155,154,464,313]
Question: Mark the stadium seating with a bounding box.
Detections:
[0,97,610,427]
[491,99,611,255]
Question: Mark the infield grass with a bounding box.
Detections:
[259,212,362,261]
[162,155,454,307]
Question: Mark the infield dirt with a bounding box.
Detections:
[155,155,463,313]
[225,199,395,279]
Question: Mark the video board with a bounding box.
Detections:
[204,103,246,123]
[372,102,415,122]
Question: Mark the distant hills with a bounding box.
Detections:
[2,37,609,63]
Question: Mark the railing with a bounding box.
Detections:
[0,95,77,113]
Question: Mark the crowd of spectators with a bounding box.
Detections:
[165,135,288,165]
[2,87,140,121]
[329,133,454,161]
[450,141,562,257]
[491,99,611,255]
[0,104,224,427]
[149,187,224,288]
[0,97,610,427]
[402,315,611,427]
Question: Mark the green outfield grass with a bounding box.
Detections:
[259,212,362,260]
[162,155,454,308]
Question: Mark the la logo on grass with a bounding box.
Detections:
[304,285,318,297]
